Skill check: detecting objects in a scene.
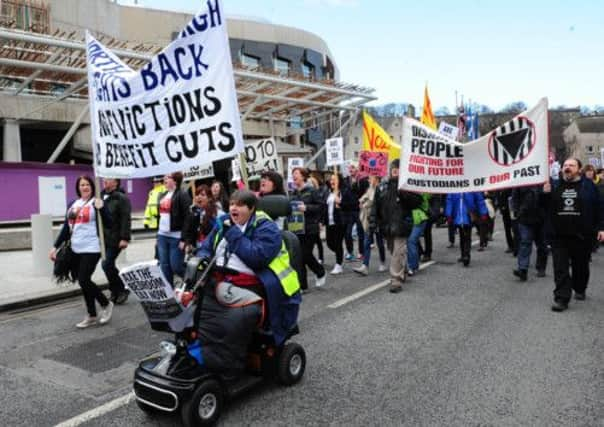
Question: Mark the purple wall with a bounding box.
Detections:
[0,161,152,221]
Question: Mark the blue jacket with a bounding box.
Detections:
[444,192,488,226]
[197,212,301,345]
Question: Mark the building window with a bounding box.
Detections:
[302,62,315,80]
[274,57,290,76]
[585,145,594,154]
[241,53,260,69]
[354,136,359,145]
[354,151,359,160]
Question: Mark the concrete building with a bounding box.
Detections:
[563,116,604,168]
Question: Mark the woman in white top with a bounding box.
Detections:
[50,176,113,329]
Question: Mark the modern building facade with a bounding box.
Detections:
[0,0,374,220]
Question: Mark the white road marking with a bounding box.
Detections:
[328,260,436,309]
[54,392,134,427]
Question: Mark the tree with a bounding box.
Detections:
[499,101,527,114]
[434,106,450,116]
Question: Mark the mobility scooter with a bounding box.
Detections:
[132,195,306,426]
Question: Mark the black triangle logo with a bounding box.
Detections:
[494,128,529,159]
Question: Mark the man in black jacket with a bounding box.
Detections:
[544,158,604,312]
[511,184,548,281]
[101,178,132,304]
[370,159,421,293]
[344,162,368,261]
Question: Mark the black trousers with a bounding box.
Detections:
[448,223,456,244]
[312,231,324,262]
[101,246,125,297]
[423,219,434,257]
[326,224,346,265]
[73,252,108,317]
[501,209,515,250]
[297,233,325,290]
[345,213,364,256]
[551,236,592,303]
[459,226,472,262]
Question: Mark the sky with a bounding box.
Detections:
[117,0,604,112]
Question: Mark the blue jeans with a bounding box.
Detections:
[157,234,185,286]
[407,222,426,271]
[363,230,386,267]
[517,223,548,271]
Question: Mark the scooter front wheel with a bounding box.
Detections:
[181,379,223,427]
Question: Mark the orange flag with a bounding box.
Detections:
[421,85,437,130]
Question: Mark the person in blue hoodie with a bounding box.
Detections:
[196,190,302,347]
[444,192,489,267]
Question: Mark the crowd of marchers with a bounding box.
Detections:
[48,159,603,329]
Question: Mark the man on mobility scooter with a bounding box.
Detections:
[133,190,305,426]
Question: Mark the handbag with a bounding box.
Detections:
[53,239,75,284]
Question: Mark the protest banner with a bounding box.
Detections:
[287,201,305,234]
[243,138,281,176]
[358,150,388,177]
[231,157,241,182]
[588,157,601,168]
[184,162,214,181]
[86,0,243,178]
[438,121,459,139]
[119,261,183,321]
[325,137,344,166]
[398,98,549,193]
[601,148,604,169]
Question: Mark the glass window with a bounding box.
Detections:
[275,57,290,76]
[241,54,260,69]
[302,62,315,79]
[354,137,359,145]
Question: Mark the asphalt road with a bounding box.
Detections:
[1,224,602,427]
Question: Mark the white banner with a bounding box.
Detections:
[243,138,281,177]
[399,98,549,193]
[86,0,243,178]
[601,148,604,169]
[438,121,459,139]
[184,162,214,181]
[325,137,344,166]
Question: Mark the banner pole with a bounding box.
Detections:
[239,152,249,189]
[94,177,106,261]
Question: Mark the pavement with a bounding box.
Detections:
[0,229,155,312]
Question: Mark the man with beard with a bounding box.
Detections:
[544,158,604,312]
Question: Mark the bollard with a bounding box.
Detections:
[31,214,54,276]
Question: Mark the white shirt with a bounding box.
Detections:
[158,192,181,239]
[69,199,100,254]
[327,193,336,226]
[215,222,256,275]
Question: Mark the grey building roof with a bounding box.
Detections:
[574,116,604,134]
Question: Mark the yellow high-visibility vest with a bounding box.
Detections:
[143,184,166,229]
[213,211,300,296]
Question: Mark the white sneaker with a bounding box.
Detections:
[378,264,387,272]
[76,316,97,329]
[353,265,368,276]
[330,264,343,275]
[99,302,114,325]
[315,274,326,288]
